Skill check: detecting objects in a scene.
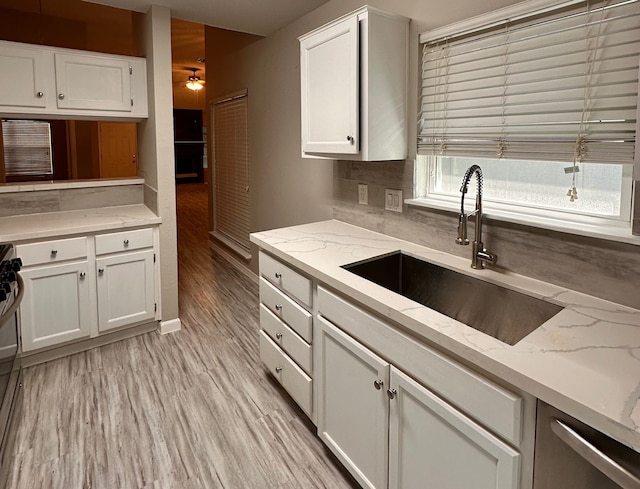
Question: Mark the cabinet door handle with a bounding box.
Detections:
[275,272,282,279]
[347,135,354,143]
[275,332,283,340]
[275,367,283,373]
[79,272,86,279]
[58,93,65,100]
[373,379,384,390]
[275,304,283,311]
[37,91,44,98]
[98,268,105,275]
[124,239,130,246]
[387,388,397,400]
[51,250,58,256]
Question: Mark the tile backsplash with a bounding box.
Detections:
[0,184,144,218]
[334,160,640,309]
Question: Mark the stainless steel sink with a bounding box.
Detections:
[342,251,563,345]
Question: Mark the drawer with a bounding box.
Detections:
[318,285,523,446]
[17,237,87,267]
[259,251,312,307]
[95,228,154,255]
[260,278,312,342]
[260,330,312,416]
[260,304,312,375]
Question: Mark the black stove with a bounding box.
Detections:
[0,243,22,485]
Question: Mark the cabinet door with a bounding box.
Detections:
[388,367,520,489]
[300,15,359,154]
[0,44,47,108]
[96,249,155,332]
[54,52,132,112]
[317,315,389,489]
[20,261,92,352]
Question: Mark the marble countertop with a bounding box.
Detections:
[0,204,162,243]
[251,219,640,452]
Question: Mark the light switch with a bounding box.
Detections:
[385,189,403,212]
[358,184,368,205]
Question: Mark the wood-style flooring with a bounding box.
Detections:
[6,183,359,489]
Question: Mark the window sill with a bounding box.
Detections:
[406,198,640,247]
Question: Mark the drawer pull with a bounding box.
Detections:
[275,304,283,311]
[275,332,283,340]
[275,367,283,373]
[374,379,384,390]
[275,272,282,279]
[79,272,86,279]
[124,239,130,246]
[37,91,44,98]
[387,388,397,400]
[51,250,58,256]
[58,93,65,100]
[98,268,105,275]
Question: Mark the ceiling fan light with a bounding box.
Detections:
[186,79,204,91]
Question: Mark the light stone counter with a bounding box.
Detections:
[0,204,161,243]
[251,219,640,453]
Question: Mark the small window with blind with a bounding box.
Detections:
[413,0,639,235]
[2,120,54,178]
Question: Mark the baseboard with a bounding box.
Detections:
[159,317,182,334]
[208,235,258,284]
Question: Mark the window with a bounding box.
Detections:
[2,120,53,177]
[413,0,640,236]
[212,90,251,258]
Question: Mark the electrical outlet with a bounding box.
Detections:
[358,184,368,205]
[385,189,403,212]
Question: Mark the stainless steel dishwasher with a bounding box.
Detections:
[534,401,640,489]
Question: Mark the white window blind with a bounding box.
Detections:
[213,91,250,255]
[2,120,53,176]
[418,0,640,165]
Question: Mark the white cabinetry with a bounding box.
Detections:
[95,228,156,332]
[17,227,159,353]
[299,6,408,161]
[20,259,93,351]
[0,40,147,119]
[0,44,47,109]
[258,251,314,418]
[317,314,521,489]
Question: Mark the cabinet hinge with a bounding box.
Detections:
[129,65,133,75]
[130,98,134,107]
[153,253,156,263]
[154,303,157,312]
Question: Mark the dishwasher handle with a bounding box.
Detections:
[551,417,640,489]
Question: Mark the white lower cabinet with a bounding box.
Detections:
[96,249,155,332]
[17,227,159,353]
[317,315,520,489]
[20,260,93,351]
[388,367,520,489]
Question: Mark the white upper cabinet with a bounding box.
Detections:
[0,44,47,108]
[300,15,359,155]
[299,6,408,161]
[54,53,132,112]
[0,40,147,119]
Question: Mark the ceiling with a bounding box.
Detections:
[84,0,330,36]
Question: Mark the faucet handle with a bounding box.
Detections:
[456,214,470,245]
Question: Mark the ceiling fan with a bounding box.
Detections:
[182,68,205,91]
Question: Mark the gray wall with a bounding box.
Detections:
[206,0,524,272]
[207,0,640,307]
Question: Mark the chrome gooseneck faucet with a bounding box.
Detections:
[456,165,496,269]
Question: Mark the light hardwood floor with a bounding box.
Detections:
[6,183,359,489]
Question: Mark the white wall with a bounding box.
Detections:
[137,5,180,331]
[206,0,523,271]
